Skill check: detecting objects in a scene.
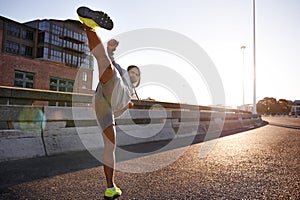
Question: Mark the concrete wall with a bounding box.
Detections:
[0,105,263,162]
[0,106,46,161]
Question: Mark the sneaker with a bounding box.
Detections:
[104,186,122,199]
[77,6,114,30]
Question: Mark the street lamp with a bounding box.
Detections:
[253,0,257,114]
[241,46,246,111]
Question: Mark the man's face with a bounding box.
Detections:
[128,67,140,86]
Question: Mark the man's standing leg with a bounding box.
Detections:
[85,27,117,189]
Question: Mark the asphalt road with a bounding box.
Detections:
[0,117,299,199]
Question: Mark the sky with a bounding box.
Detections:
[0,0,299,108]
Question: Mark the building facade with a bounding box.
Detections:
[0,16,94,105]
[291,100,300,116]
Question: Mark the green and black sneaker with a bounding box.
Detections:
[104,185,122,200]
[77,6,113,31]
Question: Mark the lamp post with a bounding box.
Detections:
[253,0,257,114]
[241,46,246,111]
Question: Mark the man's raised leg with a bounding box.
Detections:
[84,26,114,84]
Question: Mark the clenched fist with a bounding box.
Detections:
[107,39,119,52]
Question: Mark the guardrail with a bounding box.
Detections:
[0,86,251,113]
[0,86,263,162]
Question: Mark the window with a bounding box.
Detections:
[64,28,73,38]
[65,53,72,65]
[74,32,79,40]
[44,32,50,43]
[64,40,73,49]
[82,71,87,82]
[7,24,20,37]
[81,55,94,70]
[49,77,74,92]
[82,34,88,43]
[49,77,74,107]
[51,35,62,46]
[5,40,19,54]
[21,45,33,57]
[73,43,79,51]
[44,47,49,58]
[14,70,34,88]
[39,32,50,43]
[37,47,49,58]
[50,49,62,62]
[39,21,50,31]
[72,55,78,66]
[52,24,63,35]
[22,29,34,40]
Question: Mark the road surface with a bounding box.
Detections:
[0,116,299,199]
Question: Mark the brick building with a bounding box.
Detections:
[0,16,94,105]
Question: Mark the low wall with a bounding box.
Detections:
[0,86,263,162]
[0,105,263,162]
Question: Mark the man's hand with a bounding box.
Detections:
[107,39,119,52]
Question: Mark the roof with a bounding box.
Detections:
[294,100,300,105]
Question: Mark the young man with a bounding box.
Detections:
[77,6,140,199]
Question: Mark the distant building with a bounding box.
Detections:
[291,100,300,116]
[237,104,253,112]
[0,16,94,106]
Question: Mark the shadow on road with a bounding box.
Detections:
[0,121,268,190]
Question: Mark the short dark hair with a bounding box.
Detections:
[127,65,140,73]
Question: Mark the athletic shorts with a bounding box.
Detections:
[93,70,131,131]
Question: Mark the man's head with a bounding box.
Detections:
[127,65,141,87]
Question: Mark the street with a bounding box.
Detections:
[0,117,299,199]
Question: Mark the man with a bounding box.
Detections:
[77,6,140,199]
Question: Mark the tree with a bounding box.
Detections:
[256,97,292,115]
[278,99,292,115]
[257,99,268,114]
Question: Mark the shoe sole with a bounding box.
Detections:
[104,194,120,200]
[77,6,113,30]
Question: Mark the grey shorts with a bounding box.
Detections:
[93,71,131,131]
